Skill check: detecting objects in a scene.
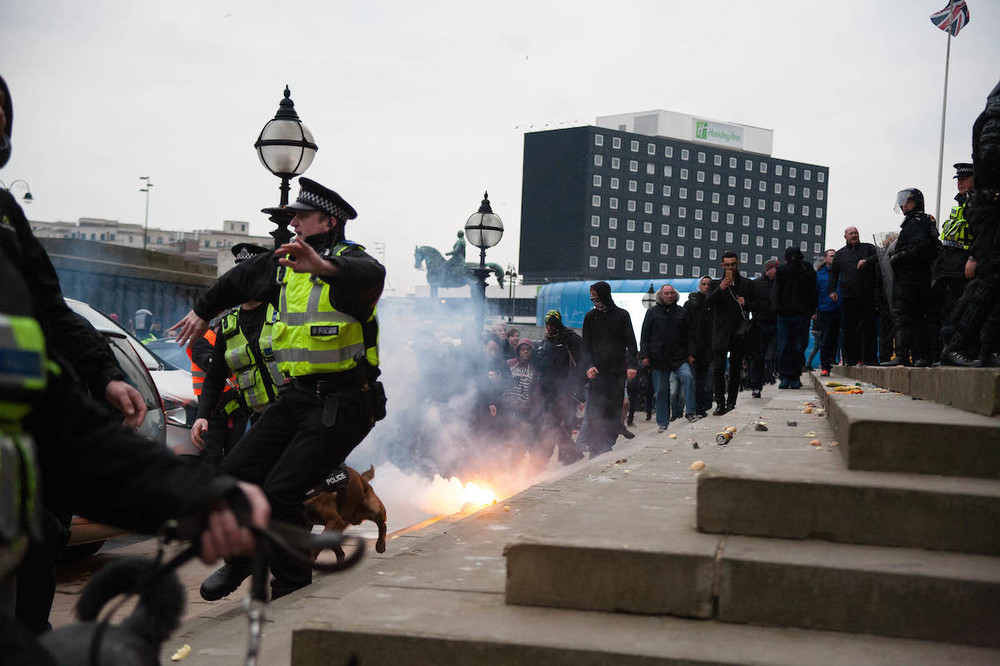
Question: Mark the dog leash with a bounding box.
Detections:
[85,520,366,666]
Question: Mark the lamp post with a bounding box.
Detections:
[139,176,152,250]
[254,85,318,248]
[464,191,504,331]
[0,179,33,204]
[643,283,656,309]
[505,263,518,323]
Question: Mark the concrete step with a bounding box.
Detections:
[697,465,1000,555]
[812,373,1000,479]
[832,365,1000,417]
[290,586,1000,666]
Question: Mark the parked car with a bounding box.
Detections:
[142,337,200,456]
[63,299,168,556]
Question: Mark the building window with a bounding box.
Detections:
[729,157,737,168]
[678,207,687,219]
[818,172,825,183]
[800,223,809,234]
[803,187,811,198]
[642,260,651,272]
[591,215,600,228]
[803,205,810,216]
[755,253,763,264]
[789,185,796,196]
[756,236,764,246]
[594,155,603,167]
[711,211,719,222]
[661,205,671,216]
[694,228,703,239]
[642,242,651,253]
[643,222,653,233]
[663,165,673,178]
[697,171,705,183]
[647,143,655,155]
[627,219,636,231]
[590,235,599,247]
[664,146,673,158]
[712,193,720,204]
[611,157,620,169]
[789,166,797,178]
[629,160,638,172]
[817,190,824,201]
[714,154,722,166]
[630,140,639,152]
[710,230,718,241]
[589,256,598,268]
[625,259,634,271]
[696,190,704,202]
[774,183,782,194]
[663,185,672,197]
[741,233,749,244]
[680,168,689,180]
[775,165,783,176]
[608,217,618,229]
[757,199,766,210]
[727,195,736,206]
[661,223,670,234]
[741,215,750,226]
[681,149,689,161]
[727,213,735,224]
[759,181,766,192]
[814,225,822,236]
[771,237,779,248]
[787,221,794,232]
[773,201,781,212]
[675,265,684,276]
[804,169,812,180]
[713,174,721,185]
[592,195,601,207]
[645,183,654,194]
[607,257,616,269]
[677,226,687,238]
[644,202,653,214]
[743,196,751,208]
[744,159,752,171]
[787,203,795,214]
[594,134,604,146]
[658,242,669,255]
[817,208,823,218]
[608,238,617,249]
[625,239,635,251]
[693,247,702,258]
[627,200,637,212]
[740,252,748,263]
[593,175,602,187]
[694,209,703,221]
[757,217,765,229]
[646,163,655,175]
[676,246,685,258]
[629,180,638,192]
[726,232,734,243]
[678,187,688,199]
[760,162,768,174]
[710,248,718,260]
[612,137,621,149]
[728,176,736,187]
[697,151,706,163]
[609,197,618,209]
[744,178,752,190]
[659,263,668,274]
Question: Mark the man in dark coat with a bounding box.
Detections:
[943,79,1000,367]
[534,310,584,464]
[683,276,713,417]
[748,259,778,398]
[639,284,699,433]
[829,226,880,366]
[887,188,941,366]
[773,247,817,389]
[581,281,638,456]
[933,162,975,358]
[705,252,757,415]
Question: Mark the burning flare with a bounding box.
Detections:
[422,475,498,515]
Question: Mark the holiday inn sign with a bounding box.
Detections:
[692,118,744,150]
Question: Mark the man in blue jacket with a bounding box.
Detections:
[814,249,842,376]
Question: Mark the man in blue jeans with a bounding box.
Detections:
[814,248,842,375]
[773,247,817,389]
[639,284,701,433]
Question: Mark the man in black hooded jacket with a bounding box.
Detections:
[581,282,638,456]
[773,247,817,389]
[705,253,757,415]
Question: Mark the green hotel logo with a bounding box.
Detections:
[693,119,743,148]
[695,121,708,140]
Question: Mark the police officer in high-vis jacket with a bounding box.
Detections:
[932,162,974,357]
[171,177,386,600]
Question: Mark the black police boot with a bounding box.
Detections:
[912,358,931,368]
[880,356,910,367]
[200,559,251,601]
[984,352,1000,368]
[712,402,728,416]
[941,347,983,368]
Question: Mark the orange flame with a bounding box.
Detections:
[421,475,499,515]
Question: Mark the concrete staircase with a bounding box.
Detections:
[278,370,1000,665]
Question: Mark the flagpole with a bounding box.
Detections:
[935,32,952,223]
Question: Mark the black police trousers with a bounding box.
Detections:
[221,381,372,597]
[895,275,934,363]
[948,266,1000,356]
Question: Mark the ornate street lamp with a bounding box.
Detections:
[643,283,656,309]
[0,179,33,204]
[464,191,504,331]
[505,264,518,323]
[254,85,318,247]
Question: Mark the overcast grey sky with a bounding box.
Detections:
[2,1,998,293]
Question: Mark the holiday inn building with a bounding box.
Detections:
[518,110,829,284]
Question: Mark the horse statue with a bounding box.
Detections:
[414,245,505,300]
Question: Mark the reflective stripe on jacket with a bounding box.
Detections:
[272,243,379,377]
[220,305,286,413]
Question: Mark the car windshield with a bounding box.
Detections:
[145,339,191,371]
[64,299,166,371]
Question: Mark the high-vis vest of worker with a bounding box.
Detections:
[272,242,379,378]
[0,313,47,577]
[187,327,239,414]
[941,201,971,250]
[220,305,286,413]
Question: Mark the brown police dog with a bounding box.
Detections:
[303,465,387,562]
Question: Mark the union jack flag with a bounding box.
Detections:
[930,0,970,37]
